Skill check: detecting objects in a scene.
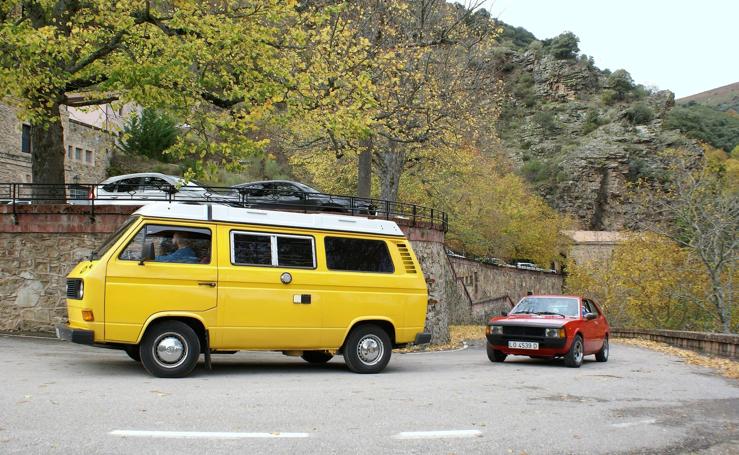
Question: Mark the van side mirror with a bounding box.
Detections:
[585,312,597,320]
[139,242,155,265]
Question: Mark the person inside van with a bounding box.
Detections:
[155,231,199,263]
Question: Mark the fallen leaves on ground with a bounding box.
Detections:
[615,337,739,380]
[397,325,485,353]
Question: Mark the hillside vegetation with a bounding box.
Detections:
[678,82,739,113]
[490,22,704,231]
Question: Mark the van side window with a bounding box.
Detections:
[232,233,272,266]
[324,237,394,273]
[231,231,315,268]
[277,236,313,267]
[119,225,212,264]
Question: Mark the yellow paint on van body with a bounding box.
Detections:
[64,214,428,352]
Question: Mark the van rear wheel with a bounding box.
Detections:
[140,321,201,378]
[343,324,391,374]
[301,351,333,364]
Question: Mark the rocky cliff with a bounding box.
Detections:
[493,29,702,230]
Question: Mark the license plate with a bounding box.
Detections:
[508,341,539,350]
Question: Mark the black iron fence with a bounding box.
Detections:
[0,182,448,231]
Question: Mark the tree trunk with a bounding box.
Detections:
[31,104,67,202]
[377,142,405,202]
[357,137,372,198]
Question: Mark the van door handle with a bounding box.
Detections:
[293,294,311,304]
[198,282,216,287]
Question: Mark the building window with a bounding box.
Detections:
[67,145,73,159]
[85,150,93,164]
[74,147,82,160]
[21,124,31,153]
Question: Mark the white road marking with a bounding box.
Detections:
[109,430,309,439]
[392,430,483,440]
[610,419,657,428]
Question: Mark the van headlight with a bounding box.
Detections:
[66,279,84,300]
[545,328,565,338]
[490,325,503,335]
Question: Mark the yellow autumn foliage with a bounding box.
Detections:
[291,143,571,266]
[566,233,721,331]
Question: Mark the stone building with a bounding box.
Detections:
[565,230,626,265]
[0,102,119,184]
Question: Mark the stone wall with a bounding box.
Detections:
[612,328,738,359]
[566,230,626,265]
[447,257,564,324]
[0,205,135,331]
[0,232,108,331]
[0,102,113,184]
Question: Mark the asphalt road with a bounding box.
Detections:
[0,335,737,454]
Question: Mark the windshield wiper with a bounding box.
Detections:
[511,311,534,314]
[533,311,565,317]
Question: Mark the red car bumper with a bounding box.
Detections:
[486,334,573,357]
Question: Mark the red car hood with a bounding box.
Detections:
[490,314,576,328]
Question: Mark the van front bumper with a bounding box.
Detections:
[56,324,94,346]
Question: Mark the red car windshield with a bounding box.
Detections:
[510,297,579,318]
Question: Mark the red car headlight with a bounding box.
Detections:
[545,328,565,338]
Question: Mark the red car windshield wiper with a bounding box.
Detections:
[533,311,566,317]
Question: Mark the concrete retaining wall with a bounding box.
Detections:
[612,328,738,359]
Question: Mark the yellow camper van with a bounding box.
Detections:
[56,203,430,377]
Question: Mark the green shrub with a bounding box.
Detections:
[582,109,603,134]
[117,108,179,162]
[545,32,580,59]
[533,110,559,134]
[666,104,739,152]
[606,69,635,102]
[601,89,618,106]
[624,103,654,125]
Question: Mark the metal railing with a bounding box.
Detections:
[0,182,448,231]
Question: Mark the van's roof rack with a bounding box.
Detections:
[134,202,406,237]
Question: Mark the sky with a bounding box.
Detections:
[484,0,738,98]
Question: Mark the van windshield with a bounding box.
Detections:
[90,216,139,260]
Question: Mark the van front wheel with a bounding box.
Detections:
[343,324,391,374]
[140,321,201,378]
[124,345,141,362]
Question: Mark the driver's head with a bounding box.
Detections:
[172,231,193,249]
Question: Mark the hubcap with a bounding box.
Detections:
[574,339,583,363]
[603,339,609,357]
[153,333,187,368]
[356,335,384,366]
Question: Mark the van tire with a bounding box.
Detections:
[343,324,392,374]
[124,345,141,362]
[301,351,333,364]
[140,321,201,378]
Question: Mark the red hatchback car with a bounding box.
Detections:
[485,295,610,368]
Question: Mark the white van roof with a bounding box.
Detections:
[133,202,406,237]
